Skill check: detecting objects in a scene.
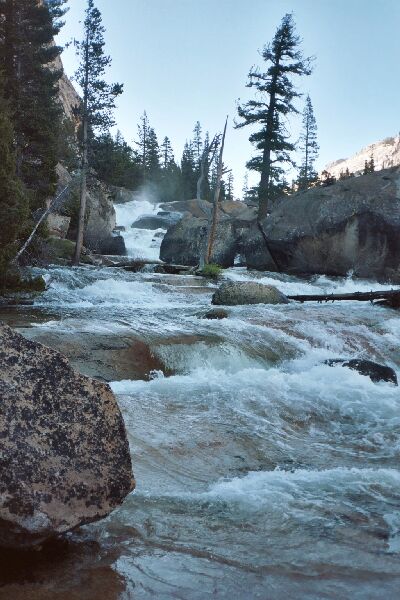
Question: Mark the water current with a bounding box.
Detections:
[1,199,400,599]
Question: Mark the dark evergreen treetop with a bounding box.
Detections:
[236,13,312,218]
[0,0,68,209]
[0,70,27,287]
[297,94,319,190]
[74,0,123,135]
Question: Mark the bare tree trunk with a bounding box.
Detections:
[205,117,228,265]
[72,28,90,266]
[12,182,74,265]
[197,156,206,201]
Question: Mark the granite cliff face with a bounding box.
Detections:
[244,167,400,282]
[160,200,256,267]
[324,135,400,178]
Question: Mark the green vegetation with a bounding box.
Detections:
[236,14,312,218]
[0,0,67,287]
[199,264,224,279]
[297,96,319,191]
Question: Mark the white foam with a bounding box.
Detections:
[114,199,166,260]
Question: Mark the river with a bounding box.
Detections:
[1,199,399,599]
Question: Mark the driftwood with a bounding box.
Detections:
[13,179,78,265]
[288,288,400,306]
[204,116,229,266]
[109,259,195,274]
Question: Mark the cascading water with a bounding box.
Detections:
[114,197,166,261]
[1,262,400,598]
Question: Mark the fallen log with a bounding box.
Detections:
[288,288,400,306]
[108,259,195,274]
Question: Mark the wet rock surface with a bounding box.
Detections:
[17,329,170,382]
[212,281,289,306]
[0,323,135,548]
[325,358,398,384]
[0,536,127,600]
[203,308,229,320]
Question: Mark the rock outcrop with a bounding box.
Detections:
[245,168,400,281]
[325,358,398,385]
[212,281,289,306]
[324,135,400,179]
[0,323,135,548]
[160,200,256,267]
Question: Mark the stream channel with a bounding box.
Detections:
[1,198,400,599]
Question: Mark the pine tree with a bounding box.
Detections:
[297,95,319,190]
[0,73,27,288]
[91,131,141,189]
[136,111,150,182]
[193,121,203,164]
[0,0,68,210]
[73,0,123,265]
[364,154,375,174]
[226,172,234,201]
[236,14,312,220]
[181,141,197,199]
[161,136,175,170]
[146,127,161,180]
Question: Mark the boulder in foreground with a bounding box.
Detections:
[0,323,135,548]
[212,281,289,306]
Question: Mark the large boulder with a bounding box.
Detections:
[245,168,400,281]
[160,200,256,267]
[132,215,169,230]
[84,179,117,251]
[0,323,135,548]
[212,281,289,306]
[100,234,127,256]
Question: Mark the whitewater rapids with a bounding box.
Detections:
[3,199,400,599]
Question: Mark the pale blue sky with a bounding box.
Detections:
[58,0,400,195]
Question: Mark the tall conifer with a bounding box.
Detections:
[297,95,319,190]
[73,0,123,264]
[0,72,27,287]
[236,14,312,220]
[0,0,67,210]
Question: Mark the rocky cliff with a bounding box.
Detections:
[160,200,256,267]
[245,167,400,282]
[324,135,400,178]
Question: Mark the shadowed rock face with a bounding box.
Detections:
[160,200,256,267]
[0,324,135,548]
[245,168,400,281]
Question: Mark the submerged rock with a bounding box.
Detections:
[212,281,289,306]
[325,358,398,385]
[0,323,135,548]
[203,308,229,320]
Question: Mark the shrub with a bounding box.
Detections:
[199,263,223,279]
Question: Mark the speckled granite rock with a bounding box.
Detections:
[0,323,135,548]
[212,281,289,306]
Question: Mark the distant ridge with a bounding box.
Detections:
[324,135,400,178]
